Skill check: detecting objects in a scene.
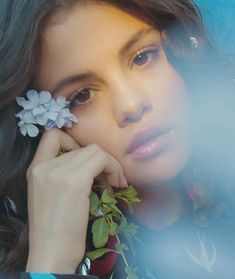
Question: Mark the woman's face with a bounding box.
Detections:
[36,1,192,189]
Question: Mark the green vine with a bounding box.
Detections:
[87,185,141,279]
[59,149,141,278]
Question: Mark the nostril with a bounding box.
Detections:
[125,110,142,123]
[124,115,139,123]
[123,104,151,124]
[143,104,151,114]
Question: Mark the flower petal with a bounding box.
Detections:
[15,97,27,107]
[60,108,71,117]
[22,111,37,124]
[45,120,56,130]
[19,125,27,136]
[49,102,64,112]
[64,121,73,128]
[15,110,24,119]
[56,96,67,106]
[23,100,36,110]
[47,111,58,121]
[26,124,39,137]
[32,105,48,116]
[55,114,65,128]
[26,90,39,104]
[17,120,25,127]
[60,109,78,123]
[38,91,52,105]
[49,98,56,107]
[70,114,78,123]
[36,113,48,125]
[43,102,51,110]
[16,89,78,136]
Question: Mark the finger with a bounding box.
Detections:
[40,144,99,172]
[31,128,80,166]
[55,144,128,187]
[47,144,127,188]
[71,148,128,188]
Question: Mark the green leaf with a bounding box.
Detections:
[86,248,114,261]
[92,217,109,248]
[105,213,113,223]
[115,242,128,253]
[102,204,112,215]
[118,219,139,249]
[127,271,139,279]
[133,234,145,247]
[89,191,100,215]
[110,209,123,221]
[117,217,128,234]
[125,266,139,279]
[126,236,136,257]
[127,201,134,215]
[110,203,123,216]
[101,189,117,205]
[109,221,118,235]
[125,222,138,237]
[88,184,142,278]
[114,185,139,200]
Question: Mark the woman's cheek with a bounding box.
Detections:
[64,113,106,147]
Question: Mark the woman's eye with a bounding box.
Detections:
[69,88,98,108]
[133,48,159,67]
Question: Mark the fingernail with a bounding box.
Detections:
[120,174,128,188]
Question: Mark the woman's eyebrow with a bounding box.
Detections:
[52,72,102,94]
[52,27,155,95]
[119,27,156,58]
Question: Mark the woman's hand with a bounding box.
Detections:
[25,128,127,274]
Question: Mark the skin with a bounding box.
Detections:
[26,1,192,273]
[37,2,192,188]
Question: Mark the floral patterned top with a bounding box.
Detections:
[2,209,235,279]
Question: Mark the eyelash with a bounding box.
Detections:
[69,88,100,109]
[131,46,160,69]
[68,46,160,109]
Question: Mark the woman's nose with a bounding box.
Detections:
[110,79,152,127]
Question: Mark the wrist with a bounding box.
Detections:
[26,254,78,274]
[26,240,85,274]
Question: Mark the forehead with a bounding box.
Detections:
[36,2,154,89]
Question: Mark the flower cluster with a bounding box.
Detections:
[15,90,78,137]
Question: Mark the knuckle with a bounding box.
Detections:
[96,152,107,165]
[30,164,43,179]
[44,127,59,138]
[27,164,47,189]
[88,143,102,153]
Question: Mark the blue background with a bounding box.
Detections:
[195,0,235,55]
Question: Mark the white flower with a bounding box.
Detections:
[15,90,78,137]
[17,121,39,138]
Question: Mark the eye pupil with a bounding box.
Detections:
[78,89,90,102]
[134,53,148,66]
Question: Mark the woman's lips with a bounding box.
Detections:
[126,126,173,160]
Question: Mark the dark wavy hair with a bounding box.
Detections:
[0,0,234,273]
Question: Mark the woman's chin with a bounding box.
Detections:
[124,151,190,190]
